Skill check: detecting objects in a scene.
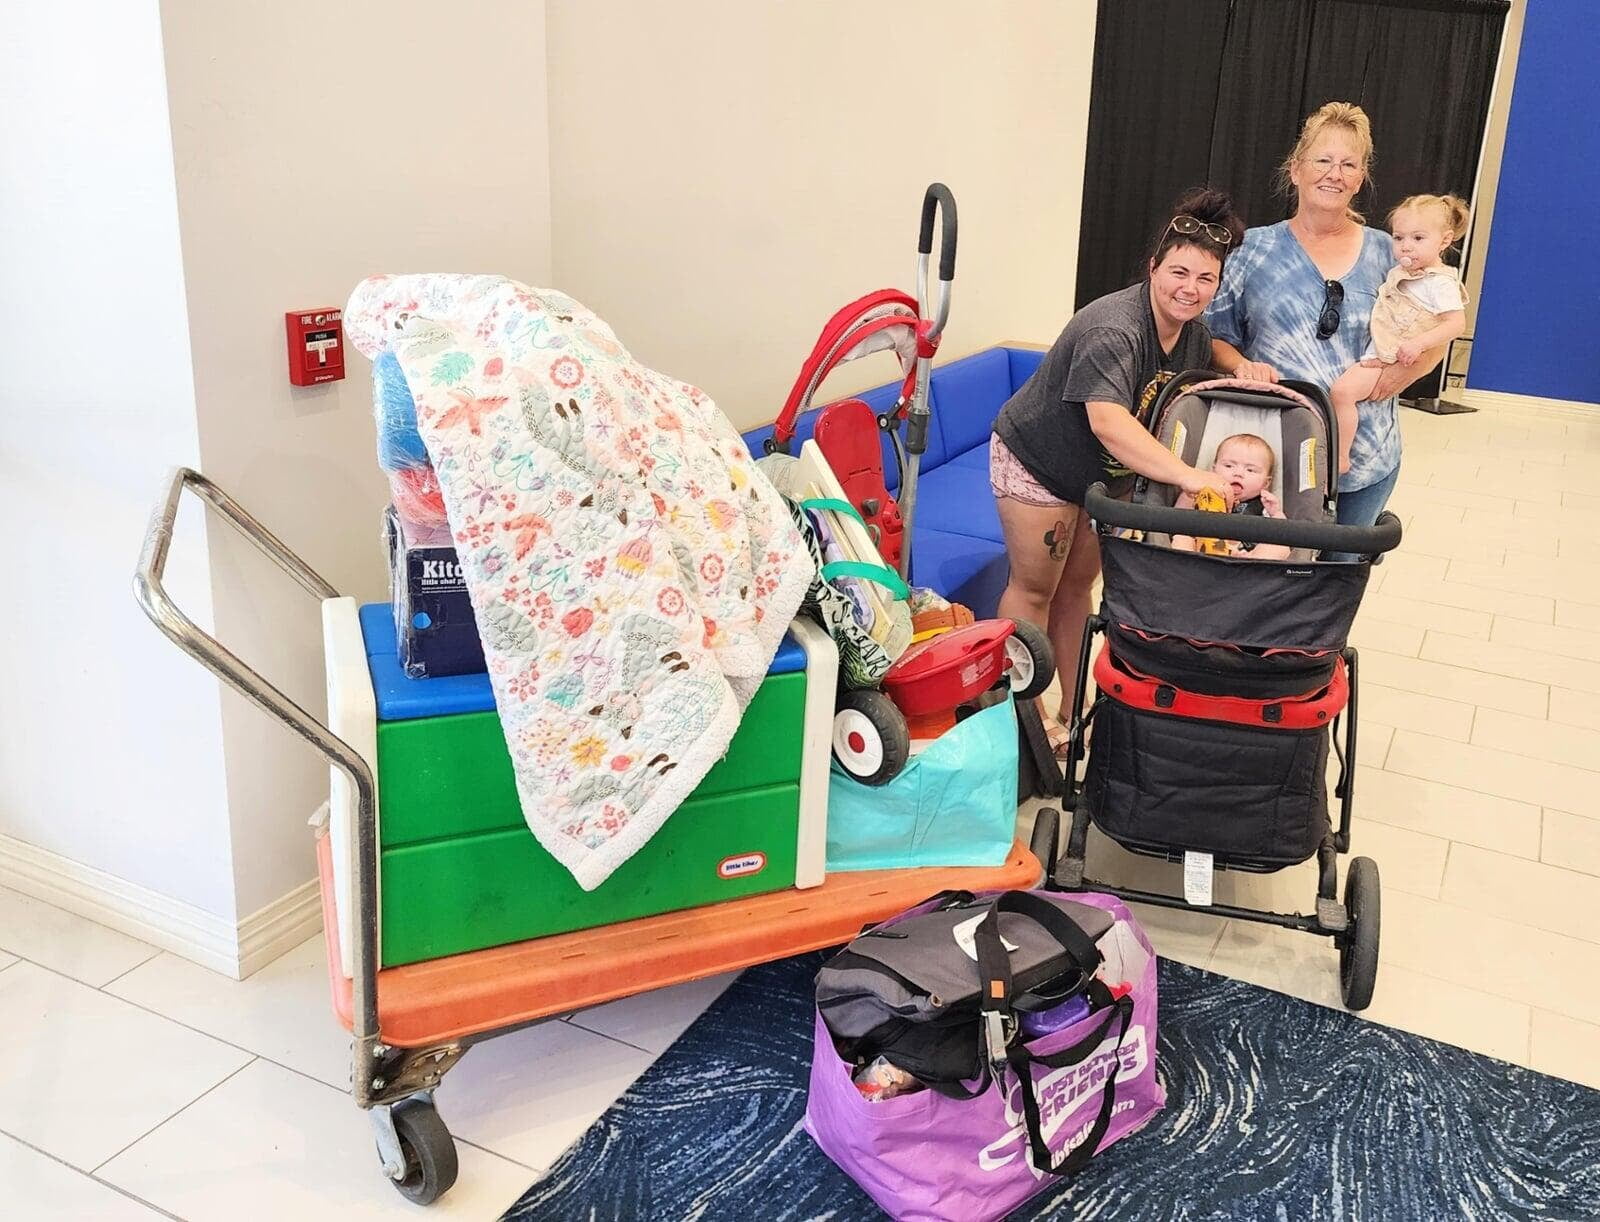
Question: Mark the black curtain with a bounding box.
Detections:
[1075,0,1509,311]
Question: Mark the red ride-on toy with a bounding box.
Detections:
[884,619,1054,740]
[832,618,1054,785]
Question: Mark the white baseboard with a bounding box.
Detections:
[1460,387,1600,416]
[238,876,323,979]
[0,830,322,980]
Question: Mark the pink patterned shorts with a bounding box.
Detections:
[988,433,1067,508]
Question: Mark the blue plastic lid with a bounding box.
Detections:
[360,603,807,722]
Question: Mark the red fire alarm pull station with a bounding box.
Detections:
[285,308,345,386]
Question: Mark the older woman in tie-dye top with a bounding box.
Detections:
[1205,102,1402,529]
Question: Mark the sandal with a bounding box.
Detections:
[1042,714,1074,761]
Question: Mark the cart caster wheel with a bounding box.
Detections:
[833,690,910,787]
[1030,807,1061,887]
[384,1099,458,1206]
[1339,856,1381,1011]
[1004,618,1055,701]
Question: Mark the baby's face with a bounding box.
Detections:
[1391,209,1452,271]
[1213,442,1271,501]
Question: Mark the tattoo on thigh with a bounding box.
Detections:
[1043,520,1070,561]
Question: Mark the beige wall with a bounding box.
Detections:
[546,1,1098,431]
[159,0,554,915]
[3,0,1098,945]
[0,0,236,915]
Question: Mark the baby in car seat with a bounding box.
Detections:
[1171,433,1290,560]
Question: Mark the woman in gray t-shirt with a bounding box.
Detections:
[990,188,1244,754]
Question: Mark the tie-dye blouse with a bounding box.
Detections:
[1204,222,1400,491]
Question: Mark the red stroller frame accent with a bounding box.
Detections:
[1093,646,1349,732]
[768,291,918,569]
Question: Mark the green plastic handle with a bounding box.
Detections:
[820,559,910,600]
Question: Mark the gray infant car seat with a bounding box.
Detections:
[1132,373,1338,558]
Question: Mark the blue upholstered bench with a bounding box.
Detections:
[743,344,1045,618]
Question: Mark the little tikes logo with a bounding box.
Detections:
[718,852,766,879]
[977,1025,1149,1177]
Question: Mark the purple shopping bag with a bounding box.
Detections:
[803,892,1164,1222]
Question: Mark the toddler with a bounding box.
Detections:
[1172,433,1290,560]
[1330,194,1471,473]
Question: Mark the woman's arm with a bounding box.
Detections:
[1212,339,1280,383]
[1087,402,1228,501]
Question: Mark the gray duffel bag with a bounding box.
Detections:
[816,890,1114,1087]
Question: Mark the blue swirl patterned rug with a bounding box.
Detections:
[505,953,1600,1220]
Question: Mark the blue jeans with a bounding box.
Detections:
[1326,463,1401,561]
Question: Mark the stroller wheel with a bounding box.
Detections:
[1339,856,1381,1011]
[833,690,910,786]
[1005,618,1055,701]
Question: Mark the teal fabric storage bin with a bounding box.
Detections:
[825,697,1018,872]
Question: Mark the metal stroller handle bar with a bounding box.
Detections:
[901,184,959,579]
[132,467,385,1076]
[1084,484,1403,556]
[916,182,957,339]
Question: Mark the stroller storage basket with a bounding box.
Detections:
[1084,642,1344,866]
[1083,680,1334,868]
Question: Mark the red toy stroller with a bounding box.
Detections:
[766,184,1053,786]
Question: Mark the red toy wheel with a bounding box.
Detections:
[832,689,909,786]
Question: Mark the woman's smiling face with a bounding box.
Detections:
[1292,128,1366,218]
[1148,244,1223,329]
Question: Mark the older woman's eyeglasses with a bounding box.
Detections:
[1316,279,1345,340]
[1166,215,1233,246]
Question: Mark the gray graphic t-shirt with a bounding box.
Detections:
[995,283,1212,505]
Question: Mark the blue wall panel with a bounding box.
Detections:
[1471,1,1600,402]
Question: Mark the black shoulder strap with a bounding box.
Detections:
[1008,982,1134,1177]
[992,891,1104,977]
[973,890,1105,1071]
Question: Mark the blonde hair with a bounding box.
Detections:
[1276,101,1375,224]
[1216,433,1276,480]
[1390,193,1471,243]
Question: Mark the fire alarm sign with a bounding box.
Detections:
[285,308,345,386]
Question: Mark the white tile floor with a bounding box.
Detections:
[6,389,1600,1218]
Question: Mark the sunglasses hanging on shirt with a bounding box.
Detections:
[1316,279,1345,340]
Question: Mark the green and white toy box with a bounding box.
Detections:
[321,600,836,970]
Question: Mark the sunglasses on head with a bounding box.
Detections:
[1317,279,1345,340]
[1166,214,1233,246]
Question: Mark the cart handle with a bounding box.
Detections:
[133,468,384,1063]
[916,182,957,340]
[1084,483,1403,557]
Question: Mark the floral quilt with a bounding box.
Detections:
[345,275,814,890]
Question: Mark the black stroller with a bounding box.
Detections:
[1034,371,1402,1010]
